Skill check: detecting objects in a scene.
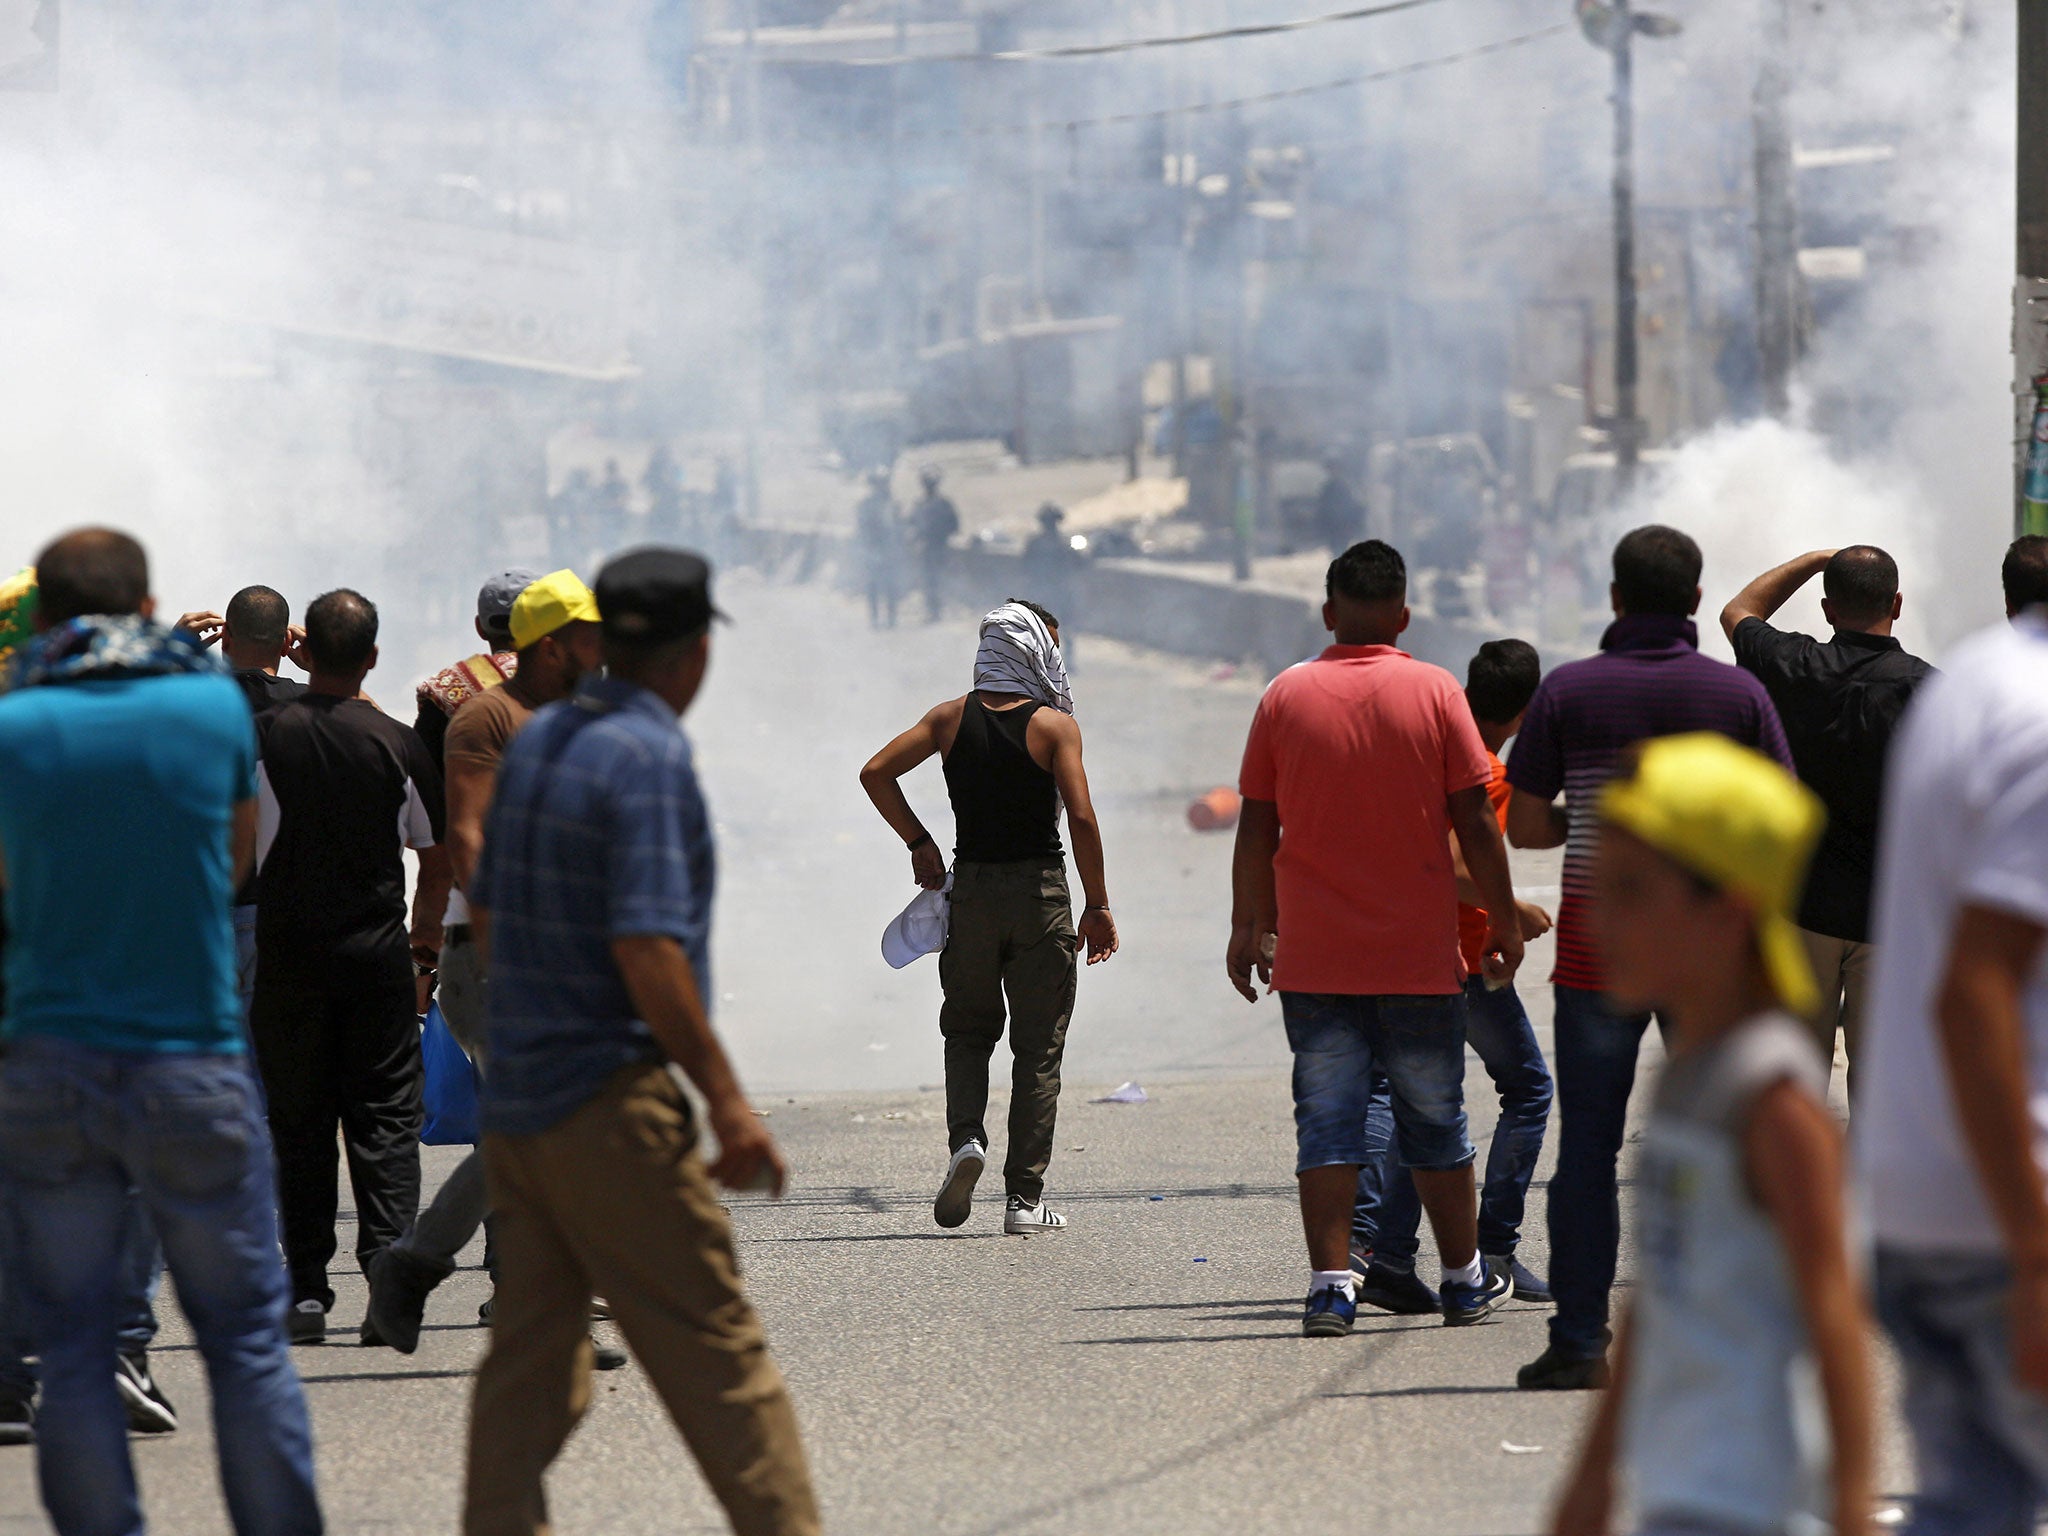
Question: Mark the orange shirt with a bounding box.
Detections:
[1456,754,1513,974]
[1239,645,1493,995]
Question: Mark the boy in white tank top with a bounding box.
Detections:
[1549,734,1874,1536]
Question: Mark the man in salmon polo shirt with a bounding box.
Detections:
[1229,539,1525,1338]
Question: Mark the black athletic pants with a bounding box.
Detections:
[250,964,423,1311]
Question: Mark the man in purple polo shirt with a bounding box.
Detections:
[1505,524,1791,1391]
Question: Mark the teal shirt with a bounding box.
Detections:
[0,672,256,1053]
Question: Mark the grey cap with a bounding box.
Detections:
[477,568,544,642]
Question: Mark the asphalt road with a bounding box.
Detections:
[0,573,1909,1533]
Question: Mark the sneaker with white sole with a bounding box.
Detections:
[115,1352,177,1435]
[1003,1195,1066,1234]
[933,1141,986,1229]
[1441,1266,1513,1327]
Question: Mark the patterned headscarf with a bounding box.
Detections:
[973,601,1073,715]
[4,614,224,694]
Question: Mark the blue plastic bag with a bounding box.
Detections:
[420,1001,481,1146]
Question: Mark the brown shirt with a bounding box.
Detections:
[444,683,536,774]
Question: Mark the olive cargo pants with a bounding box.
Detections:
[463,1063,820,1536]
[939,859,1080,1204]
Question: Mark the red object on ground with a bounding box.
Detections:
[1187,787,1242,831]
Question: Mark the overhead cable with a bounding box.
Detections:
[830,0,1461,67]
[897,23,1572,139]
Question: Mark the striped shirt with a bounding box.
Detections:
[471,676,713,1136]
[1505,615,1791,992]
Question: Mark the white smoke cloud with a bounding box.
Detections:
[1616,418,1930,659]
[1612,0,2016,661]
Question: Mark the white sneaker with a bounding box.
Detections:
[933,1141,986,1229]
[1003,1195,1067,1234]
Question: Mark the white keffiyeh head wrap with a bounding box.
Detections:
[973,602,1073,715]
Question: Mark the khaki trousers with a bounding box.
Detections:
[463,1064,820,1536]
[939,859,1079,1204]
[1799,927,1872,1097]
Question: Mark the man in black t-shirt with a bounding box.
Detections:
[251,588,449,1345]
[223,586,309,715]
[860,601,1118,1236]
[1720,545,1934,1093]
[182,585,313,1005]
[175,583,311,718]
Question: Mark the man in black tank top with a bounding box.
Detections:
[862,601,1119,1234]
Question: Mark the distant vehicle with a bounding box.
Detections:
[1264,456,1332,553]
[1369,434,1504,571]
[1544,446,1680,603]
[1545,447,1679,530]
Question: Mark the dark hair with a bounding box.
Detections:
[304,589,378,672]
[1327,540,1407,605]
[1007,597,1061,631]
[34,528,149,624]
[1466,638,1541,725]
[1611,525,1702,617]
[226,585,290,649]
[1821,545,1899,625]
[2005,535,2048,613]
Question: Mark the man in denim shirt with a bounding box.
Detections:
[0,528,321,1536]
[463,548,818,1536]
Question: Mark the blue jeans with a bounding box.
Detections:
[0,1199,161,1398]
[1280,992,1473,1173]
[0,1036,322,1536]
[1876,1247,2048,1536]
[1547,985,1666,1356]
[1353,977,1554,1268]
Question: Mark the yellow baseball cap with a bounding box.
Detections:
[509,570,600,650]
[1598,732,1827,1015]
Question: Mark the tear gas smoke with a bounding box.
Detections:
[1617,1,2017,660]
[0,1,2024,1089]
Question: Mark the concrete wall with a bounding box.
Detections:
[756,526,1496,680]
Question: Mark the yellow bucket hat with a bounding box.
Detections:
[1598,732,1827,1015]
[509,570,600,651]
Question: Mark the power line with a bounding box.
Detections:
[829,0,1461,67]
[898,23,1571,139]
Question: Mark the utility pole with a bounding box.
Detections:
[1753,0,1803,420]
[2016,0,2048,536]
[1610,0,1641,495]
[1578,0,1678,497]
[1229,104,1254,583]
[741,0,764,526]
[886,0,909,381]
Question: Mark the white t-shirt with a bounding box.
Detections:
[1857,613,2048,1252]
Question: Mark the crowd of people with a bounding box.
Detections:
[0,513,2044,1536]
[0,531,816,1535]
[1226,526,2048,1536]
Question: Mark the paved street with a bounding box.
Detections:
[0,575,1905,1533]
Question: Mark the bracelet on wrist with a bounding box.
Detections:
[1084,904,1112,914]
[906,831,933,853]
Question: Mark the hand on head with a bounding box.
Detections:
[175,611,225,647]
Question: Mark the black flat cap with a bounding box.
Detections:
[594,547,728,645]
